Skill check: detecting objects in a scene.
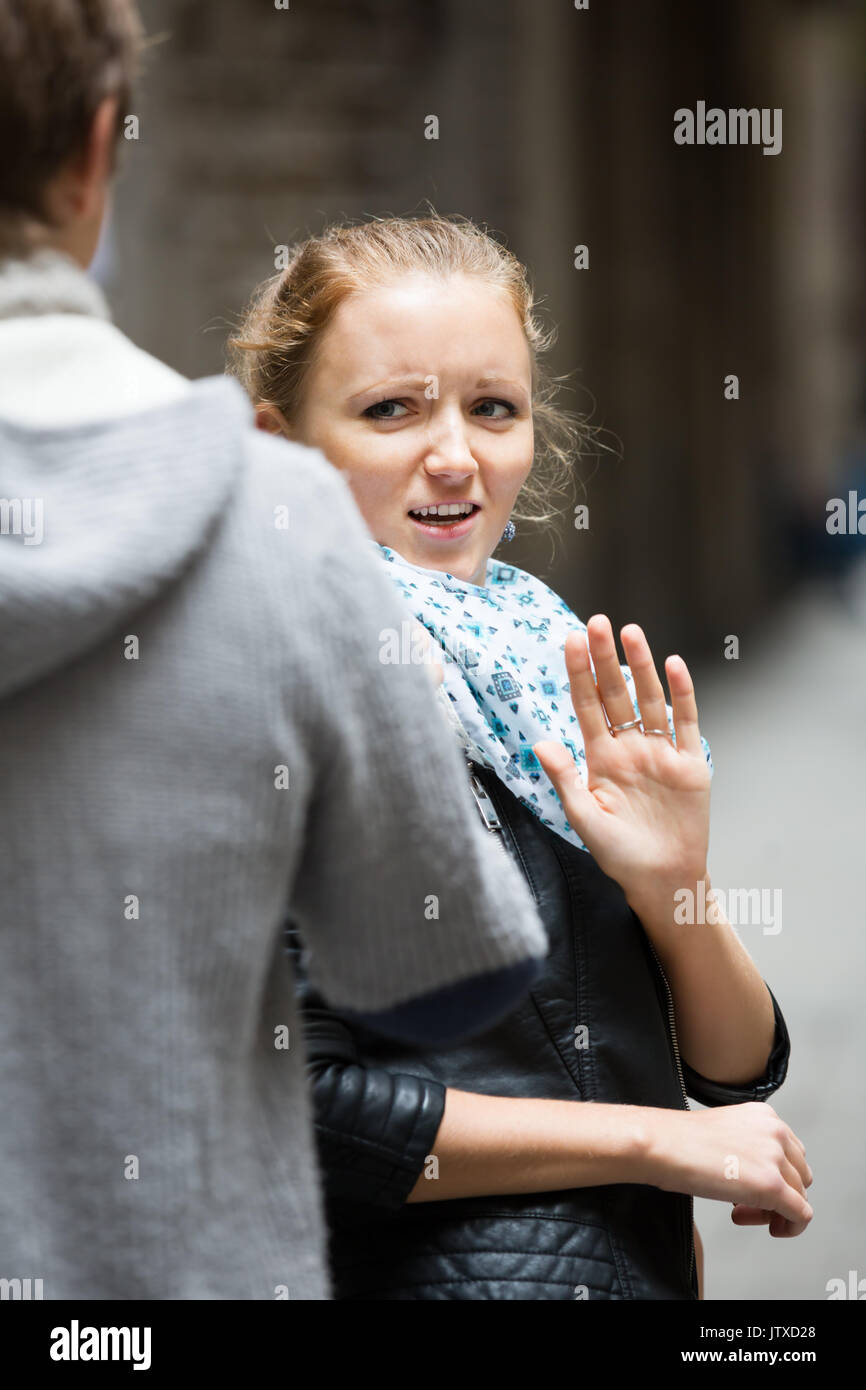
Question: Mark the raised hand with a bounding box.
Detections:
[534,615,711,914]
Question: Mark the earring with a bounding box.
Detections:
[501,519,516,543]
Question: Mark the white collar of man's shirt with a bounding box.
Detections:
[0,248,192,428]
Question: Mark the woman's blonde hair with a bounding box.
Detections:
[228,212,593,524]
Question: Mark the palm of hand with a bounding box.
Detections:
[574,733,711,891]
[534,616,711,906]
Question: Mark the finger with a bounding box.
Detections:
[664,654,703,757]
[768,1213,801,1237]
[787,1131,809,1163]
[730,1205,804,1240]
[533,740,603,844]
[619,624,670,734]
[735,1173,811,1230]
[731,1206,773,1226]
[780,1155,809,1203]
[733,1200,812,1237]
[562,629,613,750]
[770,1204,811,1237]
[586,615,640,732]
[732,1205,804,1237]
[784,1136,813,1189]
[767,1177,813,1231]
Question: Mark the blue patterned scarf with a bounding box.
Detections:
[377,543,713,853]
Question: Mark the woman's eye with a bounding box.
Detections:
[473,399,517,420]
[364,399,410,420]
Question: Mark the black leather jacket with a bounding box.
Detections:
[287,757,791,1300]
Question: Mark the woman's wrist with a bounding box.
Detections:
[624,869,713,937]
[632,1106,690,1191]
[578,1103,663,1186]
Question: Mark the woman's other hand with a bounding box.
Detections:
[642,1102,814,1239]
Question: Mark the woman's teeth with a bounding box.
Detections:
[410,503,476,524]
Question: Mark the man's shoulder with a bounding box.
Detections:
[235,419,374,567]
[240,422,348,501]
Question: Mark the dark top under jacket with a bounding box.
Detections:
[286,757,791,1301]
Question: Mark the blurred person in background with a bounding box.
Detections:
[0,1,550,1299]
[231,214,814,1301]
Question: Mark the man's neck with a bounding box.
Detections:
[0,216,92,270]
[0,247,109,324]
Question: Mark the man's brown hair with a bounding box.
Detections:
[0,0,142,238]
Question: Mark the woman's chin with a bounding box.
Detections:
[408,540,482,582]
[374,521,491,583]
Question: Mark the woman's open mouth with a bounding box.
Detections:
[407,501,481,540]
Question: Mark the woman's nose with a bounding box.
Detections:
[423,419,478,480]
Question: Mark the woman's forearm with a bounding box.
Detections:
[406,1088,652,1203]
[631,876,776,1085]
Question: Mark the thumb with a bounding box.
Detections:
[534,740,599,842]
[730,1206,773,1226]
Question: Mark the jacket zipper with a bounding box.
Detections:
[467,763,503,831]
[468,758,695,1293]
[647,938,696,1291]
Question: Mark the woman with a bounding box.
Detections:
[228,214,812,1300]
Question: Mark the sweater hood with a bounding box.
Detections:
[0,375,250,699]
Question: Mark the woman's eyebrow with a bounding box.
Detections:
[347,377,431,400]
[476,376,527,394]
[349,374,528,400]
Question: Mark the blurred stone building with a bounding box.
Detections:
[110,0,865,655]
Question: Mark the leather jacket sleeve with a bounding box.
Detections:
[286,922,446,1209]
[287,919,792,1216]
[681,982,791,1106]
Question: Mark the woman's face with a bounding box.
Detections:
[271,272,534,587]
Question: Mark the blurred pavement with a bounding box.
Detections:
[692,557,866,1301]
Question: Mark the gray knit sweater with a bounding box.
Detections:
[0,253,547,1299]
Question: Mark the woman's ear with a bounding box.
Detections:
[255,403,291,436]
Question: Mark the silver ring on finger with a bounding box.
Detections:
[643,727,673,738]
[610,717,643,735]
